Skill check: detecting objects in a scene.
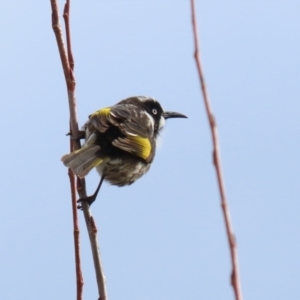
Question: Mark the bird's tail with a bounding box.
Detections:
[61,144,102,178]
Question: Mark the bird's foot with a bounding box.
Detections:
[77,195,96,210]
[66,130,86,140]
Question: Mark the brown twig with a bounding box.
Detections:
[63,1,75,72]
[50,1,107,299]
[69,164,83,299]
[190,1,243,300]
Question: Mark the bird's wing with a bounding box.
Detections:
[88,103,155,162]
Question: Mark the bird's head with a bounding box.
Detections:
[138,97,187,136]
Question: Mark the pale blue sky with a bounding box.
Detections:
[0,1,299,299]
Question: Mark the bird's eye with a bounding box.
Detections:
[152,108,157,115]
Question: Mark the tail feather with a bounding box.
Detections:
[73,155,103,178]
[61,145,102,178]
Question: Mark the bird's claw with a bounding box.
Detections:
[66,130,86,140]
[77,195,96,210]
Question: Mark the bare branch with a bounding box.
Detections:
[68,166,83,300]
[50,1,107,299]
[190,1,243,299]
[63,1,75,72]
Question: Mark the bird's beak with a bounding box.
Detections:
[164,111,188,119]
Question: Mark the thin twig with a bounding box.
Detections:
[190,1,243,300]
[63,1,75,72]
[50,0,71,86]
[50,2,83,299]
[69,164,83,300]
[50,1,108,299]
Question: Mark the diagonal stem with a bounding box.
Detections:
[190,1,243,300]
[50,1,108,299]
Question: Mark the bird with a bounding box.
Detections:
[61,96,187,207]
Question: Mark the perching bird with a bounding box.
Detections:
[61,96,187,206]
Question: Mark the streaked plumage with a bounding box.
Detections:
[61,96,187,206]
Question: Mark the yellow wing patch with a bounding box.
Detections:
[130,136,151,159]
[112,135,152,161]
[128,136,152,160]
[89,107,113,133]
[90,107,111,118]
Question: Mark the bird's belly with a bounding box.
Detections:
[96,157,151,187]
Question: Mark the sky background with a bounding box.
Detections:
[0,1,299,299]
